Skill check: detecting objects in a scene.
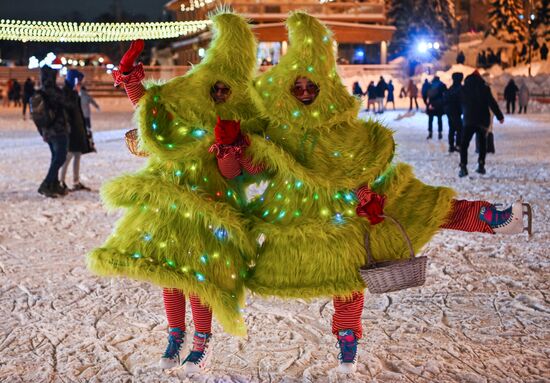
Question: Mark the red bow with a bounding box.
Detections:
[355,186,386,225]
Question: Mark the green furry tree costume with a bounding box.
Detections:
[242,12,456,298]
[86,13,262,336]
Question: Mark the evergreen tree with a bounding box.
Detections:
[387,0,456,57]
[488,0,527,43]
[533,0,550,40]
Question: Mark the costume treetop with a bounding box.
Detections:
[242,12,456,298]
[86,12,261,336]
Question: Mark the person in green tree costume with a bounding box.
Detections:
[241,12,532,374]
[86,11,265,375]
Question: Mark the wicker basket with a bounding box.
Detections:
[360,215,427,294]
[124,129,149,157]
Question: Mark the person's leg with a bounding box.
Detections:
[414,97,419,110]
[160,288,187,369]
[437,114,443,139]
[60,151,74,185]
[428,113,434,138]
[72,152,81,185]
[459,125,475,176]
[506,100,510,114]
[409,97,413,111]
[512,100,515,114]
[447,116,455,150]
[182,294,213,373]
[22,101,27,119]
[476,128,487,173]
[333,291,364,373]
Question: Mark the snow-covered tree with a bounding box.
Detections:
[488,0,527,43]
[386,0,456,57]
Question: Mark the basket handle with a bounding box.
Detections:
[363,214,416,268]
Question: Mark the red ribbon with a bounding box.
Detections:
[355,185,386,225]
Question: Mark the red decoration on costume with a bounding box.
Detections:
[355,186,386,225]
[214,116,241,145]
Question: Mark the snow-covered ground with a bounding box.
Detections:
[1,102,549,382]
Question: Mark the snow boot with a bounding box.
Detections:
[53,181,69,196]
[72,182,91,191]
[181,331,212,375]
[38,181,58,198]
[438,132,442,140]
[159,327,186,369]
[480,201,533,235]
[335,329,358,374]
[458,164,468,178]
[426,132,432,140]
[476,161,486,175]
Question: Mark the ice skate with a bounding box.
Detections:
[159,327,186,369]
[480,200,533,235]
[181,331,212,375]
[335,329,357,374]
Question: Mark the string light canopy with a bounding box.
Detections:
[0,19,212,42]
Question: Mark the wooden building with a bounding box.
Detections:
[164,0,395,65]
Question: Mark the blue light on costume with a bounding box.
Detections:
[200,254,208,264]
[175,170,182,177]
[195,272,206,282]
[343,192,355,203]
[191,129,206,139]
[295,180,303,189]
[132,252,142,259]
[333,213,345,225]
[143,233,152,242]
[152,121,158,130]
[214,227,228,241]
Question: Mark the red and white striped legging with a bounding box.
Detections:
[332,199,495,338]
[162,288,212,333]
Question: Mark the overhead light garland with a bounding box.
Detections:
[0,19,212,42]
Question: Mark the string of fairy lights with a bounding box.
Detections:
[0,19,212,42]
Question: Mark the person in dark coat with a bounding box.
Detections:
[36,66,70,197]
[407,79,419,111]
[504,79,519,114]
[426,76,447,139]
[375,76,387,113]
[444,72,463,152]
[459,70,504,177]
[421,79,430,109]
[385,79,395,110]
[60,69,93,191]
[352,81,364,109]
[11,79,22,107]
[22,77,35,120]
[456,50,465,64]
[366,81,377,112]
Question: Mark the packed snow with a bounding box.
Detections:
[0,101,549,382]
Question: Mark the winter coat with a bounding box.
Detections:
[518,84,529,107]
[375,80,387,98]
[23,79,35,102]
[421,80,430,100]
[444,83,463,117]
[79,88,100,119]
[62,85,93,153]
[366,84,377,100]
[426,79,447,115]
[407,82,418,98]
[386,82,395,102]
[504,81,518,101]
[461,73,504,128]
[37,66,69,140]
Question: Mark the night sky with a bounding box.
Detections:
[0,0,169,21]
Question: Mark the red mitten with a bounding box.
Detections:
[119,39,145,73]
[214,116,241,145]
[356,186,386,225]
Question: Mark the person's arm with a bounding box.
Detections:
[111,40,146,107]
[487,87,504,122]
[88,92,100,110]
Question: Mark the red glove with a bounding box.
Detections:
[356,186,386,225]
[119,39,145,73]
[214,116,242,145]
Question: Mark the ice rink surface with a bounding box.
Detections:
[0,103,548,383]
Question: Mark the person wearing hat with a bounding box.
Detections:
[60,69,94,192]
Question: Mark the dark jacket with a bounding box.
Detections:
[366,84,377,100]
[444,73,464,117]
[23,79,35,101]
[63,84,93,153]
[375,79,387,98]
[503,80,519,101]
[38,66,69,140]
[421,80,430,100]
[426,78,447,115]
[461,73,504,128]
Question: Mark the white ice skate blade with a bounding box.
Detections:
[335,362,357,374]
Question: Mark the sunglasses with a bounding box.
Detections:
[291,83,319,97]
[211,85,231,95]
